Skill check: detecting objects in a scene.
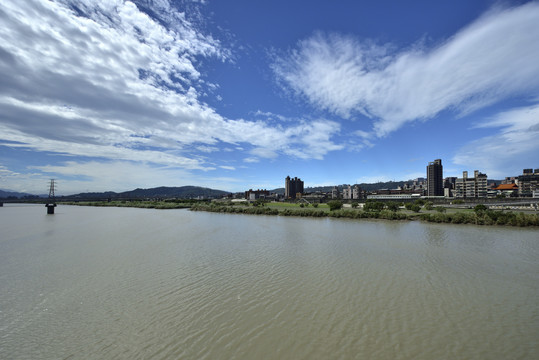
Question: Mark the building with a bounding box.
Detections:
[352,185,363,200]
[245,189,270,200]
[502,176,518,185]
[517,168,539,197]
[285,176,304,199]
[427,159,443,196]
[443,177,457,197]
[455,170,488,198]
[341,185,363,200]
[493,183,519,197]
[342,185,352,200]
[331,186,340,199]
[367,193,421,200]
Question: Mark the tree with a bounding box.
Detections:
[253,199,266,207]
[351,202,359,208]
[424,201,434,211]
[386,202,400,212]
[435,206,446,213]
[327,200,343,211]
[364,200,384,212]
[410,204,421,212]
[474,204,487,213]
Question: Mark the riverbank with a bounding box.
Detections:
[190,203,539,227]
[60,201,539,227]
[61,200,193,209]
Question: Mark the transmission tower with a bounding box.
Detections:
[46,179,57,214]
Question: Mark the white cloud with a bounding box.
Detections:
[219,165,235,171]
[452,103,539,178]
[0,0,342,175]
[273,2,539,137]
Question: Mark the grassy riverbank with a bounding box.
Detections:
[190,202,539,227]
[62,200,539,227]
[61,200,193,209]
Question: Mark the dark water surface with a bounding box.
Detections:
[1,204,537,359]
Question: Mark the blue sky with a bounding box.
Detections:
[1,0,538,194]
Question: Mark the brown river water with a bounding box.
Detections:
[0,204,537,359]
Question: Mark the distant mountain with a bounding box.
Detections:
[120,186,229,199]
[62,186,229,200]
[0,189,40,199]
[65,191,118,199]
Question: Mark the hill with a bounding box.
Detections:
[62,186,229,200]
[120,186,229,199]
[0,189,40,199]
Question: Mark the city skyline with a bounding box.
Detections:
[1,1,539,195]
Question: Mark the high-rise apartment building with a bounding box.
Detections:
[517,168,539,197]
[455,170,488,198]
[427,159,443,196]
[285,176,304,199]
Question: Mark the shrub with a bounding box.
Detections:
[410,204,421,212]
[435,206,446,213]
[474,204,488,213]
[327,200,343,211]
[424,201,434,211]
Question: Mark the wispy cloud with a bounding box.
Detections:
[452,103,539,178]
[219,165,235,171]
[273,2,539,137]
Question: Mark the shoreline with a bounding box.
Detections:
[58,201,539,227]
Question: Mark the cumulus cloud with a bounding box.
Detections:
[273,2,539,137]
[452,103,539,178]
[0,0,341,174]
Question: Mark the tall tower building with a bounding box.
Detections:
[427,159,443,196]
[285,176,304,199]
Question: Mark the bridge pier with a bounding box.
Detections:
[46,204,56,214]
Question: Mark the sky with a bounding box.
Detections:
[1,0,538,195]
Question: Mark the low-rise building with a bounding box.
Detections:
[245,189,270,200]
[493,183,519,197]
[367,194,421,200]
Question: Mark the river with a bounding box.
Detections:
[0,204,537,359]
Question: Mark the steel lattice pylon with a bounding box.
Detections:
[46,179,57,214]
